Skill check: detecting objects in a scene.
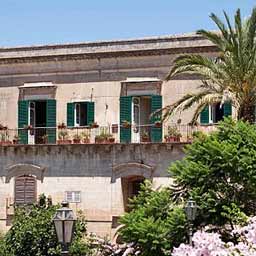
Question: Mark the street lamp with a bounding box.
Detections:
[184,197,197,245]
[53,201,76,255]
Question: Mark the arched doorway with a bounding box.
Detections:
[121,175,145,211]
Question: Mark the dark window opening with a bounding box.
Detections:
[122,176,145,212]
[75,103,88,126]
[212,102,224,123]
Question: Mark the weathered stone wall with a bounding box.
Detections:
[0,143,185,238]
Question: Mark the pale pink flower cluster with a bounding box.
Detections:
[172,217,256,256]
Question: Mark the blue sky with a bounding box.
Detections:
[0,0,255,47]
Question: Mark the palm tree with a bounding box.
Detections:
[162,8,256,124]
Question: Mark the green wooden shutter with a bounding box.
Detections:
[87,102,95,125]
[200,105,209,124]
[46,99,56,144]
[223,102,232,117]
[150,95,163,142]
[67,103,74,127]
[120,96,132,143]
[18,100,29,144]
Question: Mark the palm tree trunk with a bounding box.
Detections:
[238,104,255,123]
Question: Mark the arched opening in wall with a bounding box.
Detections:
[15,175,37,205]
[121,176,145,212]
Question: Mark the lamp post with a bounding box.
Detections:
[53,201,76,255]
[184,198,197,246]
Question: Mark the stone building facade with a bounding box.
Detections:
[0,33,230,239]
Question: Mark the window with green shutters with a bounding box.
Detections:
[87,102,95,125]
[150,95,162,142]
[67,103,75,127]
[120,96,132,143]
[46,99,56,144]
[18,100,29,144]
[67,102,94,127]
[200,105,209,124]
[200,102,232,124]
[223,102,232,117]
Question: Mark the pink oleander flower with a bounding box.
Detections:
[172,217,256,256]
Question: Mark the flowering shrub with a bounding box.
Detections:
[172,217,256,256]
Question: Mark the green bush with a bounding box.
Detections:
[169,118,256,227]
[1,194,90,256]
[119,181,186,256]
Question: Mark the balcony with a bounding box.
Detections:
[0,123,214,146]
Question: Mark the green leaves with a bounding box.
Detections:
[1,195,90,256]
[170,119,256,227]
[119,182,186,256]
[163,8,256,123]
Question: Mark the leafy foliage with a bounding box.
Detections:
[162,8,256,123]
[169,118,256,227]
[119,181,186,256]
[1,194,90,256]
[4,195,61,256]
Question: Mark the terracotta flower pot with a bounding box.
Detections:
[90,123,99,129]
[174,137,181,142]
[83,138,90,144]
[58,124,66,129]
[142,137,150,143]
[95,137,104,144]
[108,137,115,143]
[13,139,19,145]
[154,122,162,128]
[1,141,12,146]
[73,139,81,144]
[57,139,72,145]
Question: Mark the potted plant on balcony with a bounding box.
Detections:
[165,127,182,142]
[81,132,90,143]
[95,133,105,144]
[90,122,99,129]
[107,134,115,143]
[0,125,8,131]
[57,122,66,129]
[122,120,131,128]
[141,131,150,143]
[13,135,19,145]
[0,132,12,145]
[41,134,48,144]
[57,130,71,144]
[154,121,162,128]
[73,134,82,144]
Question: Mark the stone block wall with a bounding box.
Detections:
[0,143,185,238]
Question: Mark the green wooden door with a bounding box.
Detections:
[200,105,209,124]
[150,95,162,142]
[46,99,56,143]
[120,96,132,143]
[18,100,29,144]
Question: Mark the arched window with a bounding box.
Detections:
[15,175,37,205]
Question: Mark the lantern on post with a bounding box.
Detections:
[53,201,76,255]
[184,198,197,245]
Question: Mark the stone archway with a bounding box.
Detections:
[5,163,46,183]
[111,162,154,183]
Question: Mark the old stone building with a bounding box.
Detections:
[0,33,231,239]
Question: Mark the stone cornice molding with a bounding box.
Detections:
[0,33,218,64]
[0,46,218,65]
[5,163,46,183]
[111,162,155,183]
